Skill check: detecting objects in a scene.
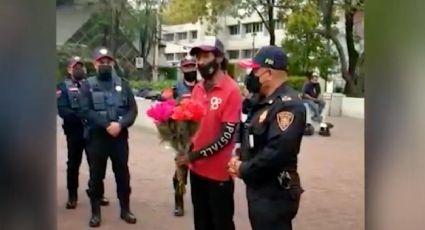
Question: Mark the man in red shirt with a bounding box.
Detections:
[176,36,242,230]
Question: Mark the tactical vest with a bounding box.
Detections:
[87,75,128,123]
[174,81,192,98]
[64,78,81,109]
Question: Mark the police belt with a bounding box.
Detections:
[277,170,300,190]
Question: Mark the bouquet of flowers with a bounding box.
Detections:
[146,98,205,195]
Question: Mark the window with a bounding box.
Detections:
[177,32,187,40]
[165,53,174,61]
[228,25,240,35]
[244,23,252,33]
[163,33,174,42]
[227,50,239,59]
[191,31,198,39]
[252,22,263,33]
[274,21,284,30]
[242,49,253,58]
[176,52,186,60]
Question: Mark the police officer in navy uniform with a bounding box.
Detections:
[80,48,138,227]
[172,56,198,99]
[171,56,198,217]
[57,56,110,210]
[228,46,306,230]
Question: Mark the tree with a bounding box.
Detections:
[314,0,364,96]
[283,1,338,77]
[121,0,160,80]
[163,0,303,45]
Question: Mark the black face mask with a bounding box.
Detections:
[97,65,112,80]
[72,69,85,81]
[198,60,218,80]
[183,71,197,82]
[245,71,261,93]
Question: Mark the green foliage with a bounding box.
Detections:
[283,1,338,79]
[129,80,177,91]
[227,62,236,79]
[128,76,306,93]
[159,67,178,80]
[287,76,306,92]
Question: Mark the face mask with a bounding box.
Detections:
[198,60,218,80]
[97,65,112,80]
[183,71,197,82]
[72,68,85,80]
[245,72,261,94]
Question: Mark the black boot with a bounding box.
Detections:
[66,190,78,209]
[174,192,184,217]
[89,199,101,228]
[119,198,137,224]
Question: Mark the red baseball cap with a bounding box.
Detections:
[180,56,196,67]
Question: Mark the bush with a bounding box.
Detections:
[129,80,177,91]
[287,76,306,92]
[159,67,178,80]
[227,62,236,79]
[127,76,306,93]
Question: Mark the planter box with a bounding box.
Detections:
[342,97,364,119]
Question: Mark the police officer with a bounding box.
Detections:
[171,56,198,216]
[228,46,306,230]
[80,48,138,227]
[57,56,109,209]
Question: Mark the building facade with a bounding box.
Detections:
[161,13,287,66]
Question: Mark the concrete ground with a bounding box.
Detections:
[57,117,364,230]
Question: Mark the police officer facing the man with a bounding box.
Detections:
[228,46,306,230]
[171,56,198,217]
[80,48,138,227]
[173,56,198,98]
[57,56,109,209]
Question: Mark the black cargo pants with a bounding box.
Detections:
[86,130,131,209]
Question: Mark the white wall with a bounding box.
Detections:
[134,97,157,131]
[341,97,364,119]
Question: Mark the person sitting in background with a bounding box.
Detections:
[302,72,326,122]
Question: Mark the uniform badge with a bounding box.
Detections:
[115,85,122,92]
[281,96,292,101]
[276,111,294,131]
[258,110,268,123]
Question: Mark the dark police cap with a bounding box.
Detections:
[68,56,84,68]
[189,36,225,56]
[239,46,288,71]
[92,47,114,61]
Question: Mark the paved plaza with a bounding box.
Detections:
[57,117,364,230]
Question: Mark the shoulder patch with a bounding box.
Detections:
[56,90,62,97]
[276,111,294,131]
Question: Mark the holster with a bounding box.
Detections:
[277,170,301,189]
[278,171,304,201]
